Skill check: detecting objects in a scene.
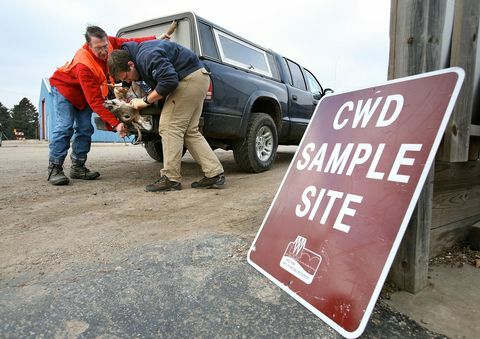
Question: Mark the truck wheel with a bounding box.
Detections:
[144,139,188,163]
[233,113,278,173]
[144,139,164,162]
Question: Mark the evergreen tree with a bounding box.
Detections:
[11,98,39,139]
[0,102,13,140]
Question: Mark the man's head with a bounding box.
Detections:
[108,50,140,83]
[85,26,109,60]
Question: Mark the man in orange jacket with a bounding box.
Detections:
[47,26,159,185]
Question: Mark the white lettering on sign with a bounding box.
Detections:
[295,186,363,233]
[334,193,363,233]
[388,143,423,183]
[324,143,354,174]
[345,143,372,175]
[333,94,404,130]
[366,143,385,180]
[296,142,422,184]
[293,92,425,235]
[376,94,404,127]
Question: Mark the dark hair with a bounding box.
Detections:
[108,50,132,79]
[85,25,107,43]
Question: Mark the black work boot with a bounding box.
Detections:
[191,173,225,189]
[48,163,70,186]
[145,175,181,192]
[70,158,100,180]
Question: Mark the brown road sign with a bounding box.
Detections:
[248,68,464,338]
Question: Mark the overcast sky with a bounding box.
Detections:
[0,0,390,110]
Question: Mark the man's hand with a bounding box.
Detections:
[115,122,128,138]
[158,33,171,40]
[129,98,151,110]
[157,20,177,40]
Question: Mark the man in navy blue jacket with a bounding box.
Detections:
[108,40,225,192]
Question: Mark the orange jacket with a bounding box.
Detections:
[57,44,114,98]
[50,36,155,128]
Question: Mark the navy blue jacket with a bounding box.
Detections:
[122,40,203,97]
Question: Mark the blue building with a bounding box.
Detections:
[38,78,123,142]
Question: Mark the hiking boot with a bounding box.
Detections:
[191,173,225,189]
[70,159,100,180]
[145,175,181,192]
[48,163,70,186]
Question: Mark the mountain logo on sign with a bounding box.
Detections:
[280,235,322,284]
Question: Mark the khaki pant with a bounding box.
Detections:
[159,68,224,182]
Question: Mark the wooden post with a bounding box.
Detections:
[390,167,434,292]
[438,0,479,162]
[388,0,451,293]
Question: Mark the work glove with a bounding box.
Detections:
[129,98,151,110]
[113,86,129,100]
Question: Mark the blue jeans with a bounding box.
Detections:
[49,86,94,164]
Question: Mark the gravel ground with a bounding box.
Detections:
[0,141,446,338]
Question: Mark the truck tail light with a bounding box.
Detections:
[205,79,213,101]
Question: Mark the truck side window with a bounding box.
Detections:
[266,53,281,81]
[304,68,322,96]
[198,22,219,59]
[213,29,272,77]
[281,58,293,85]
[286,60,307,91]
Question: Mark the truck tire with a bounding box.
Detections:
[144,139,164,162]
[233,113,278,173]
[144,139,188,163]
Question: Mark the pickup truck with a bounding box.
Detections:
[105,12,332,172]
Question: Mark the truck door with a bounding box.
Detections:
[284,58,316,140]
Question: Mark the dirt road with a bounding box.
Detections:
[0,141,447,338]
[0,141,296,279]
